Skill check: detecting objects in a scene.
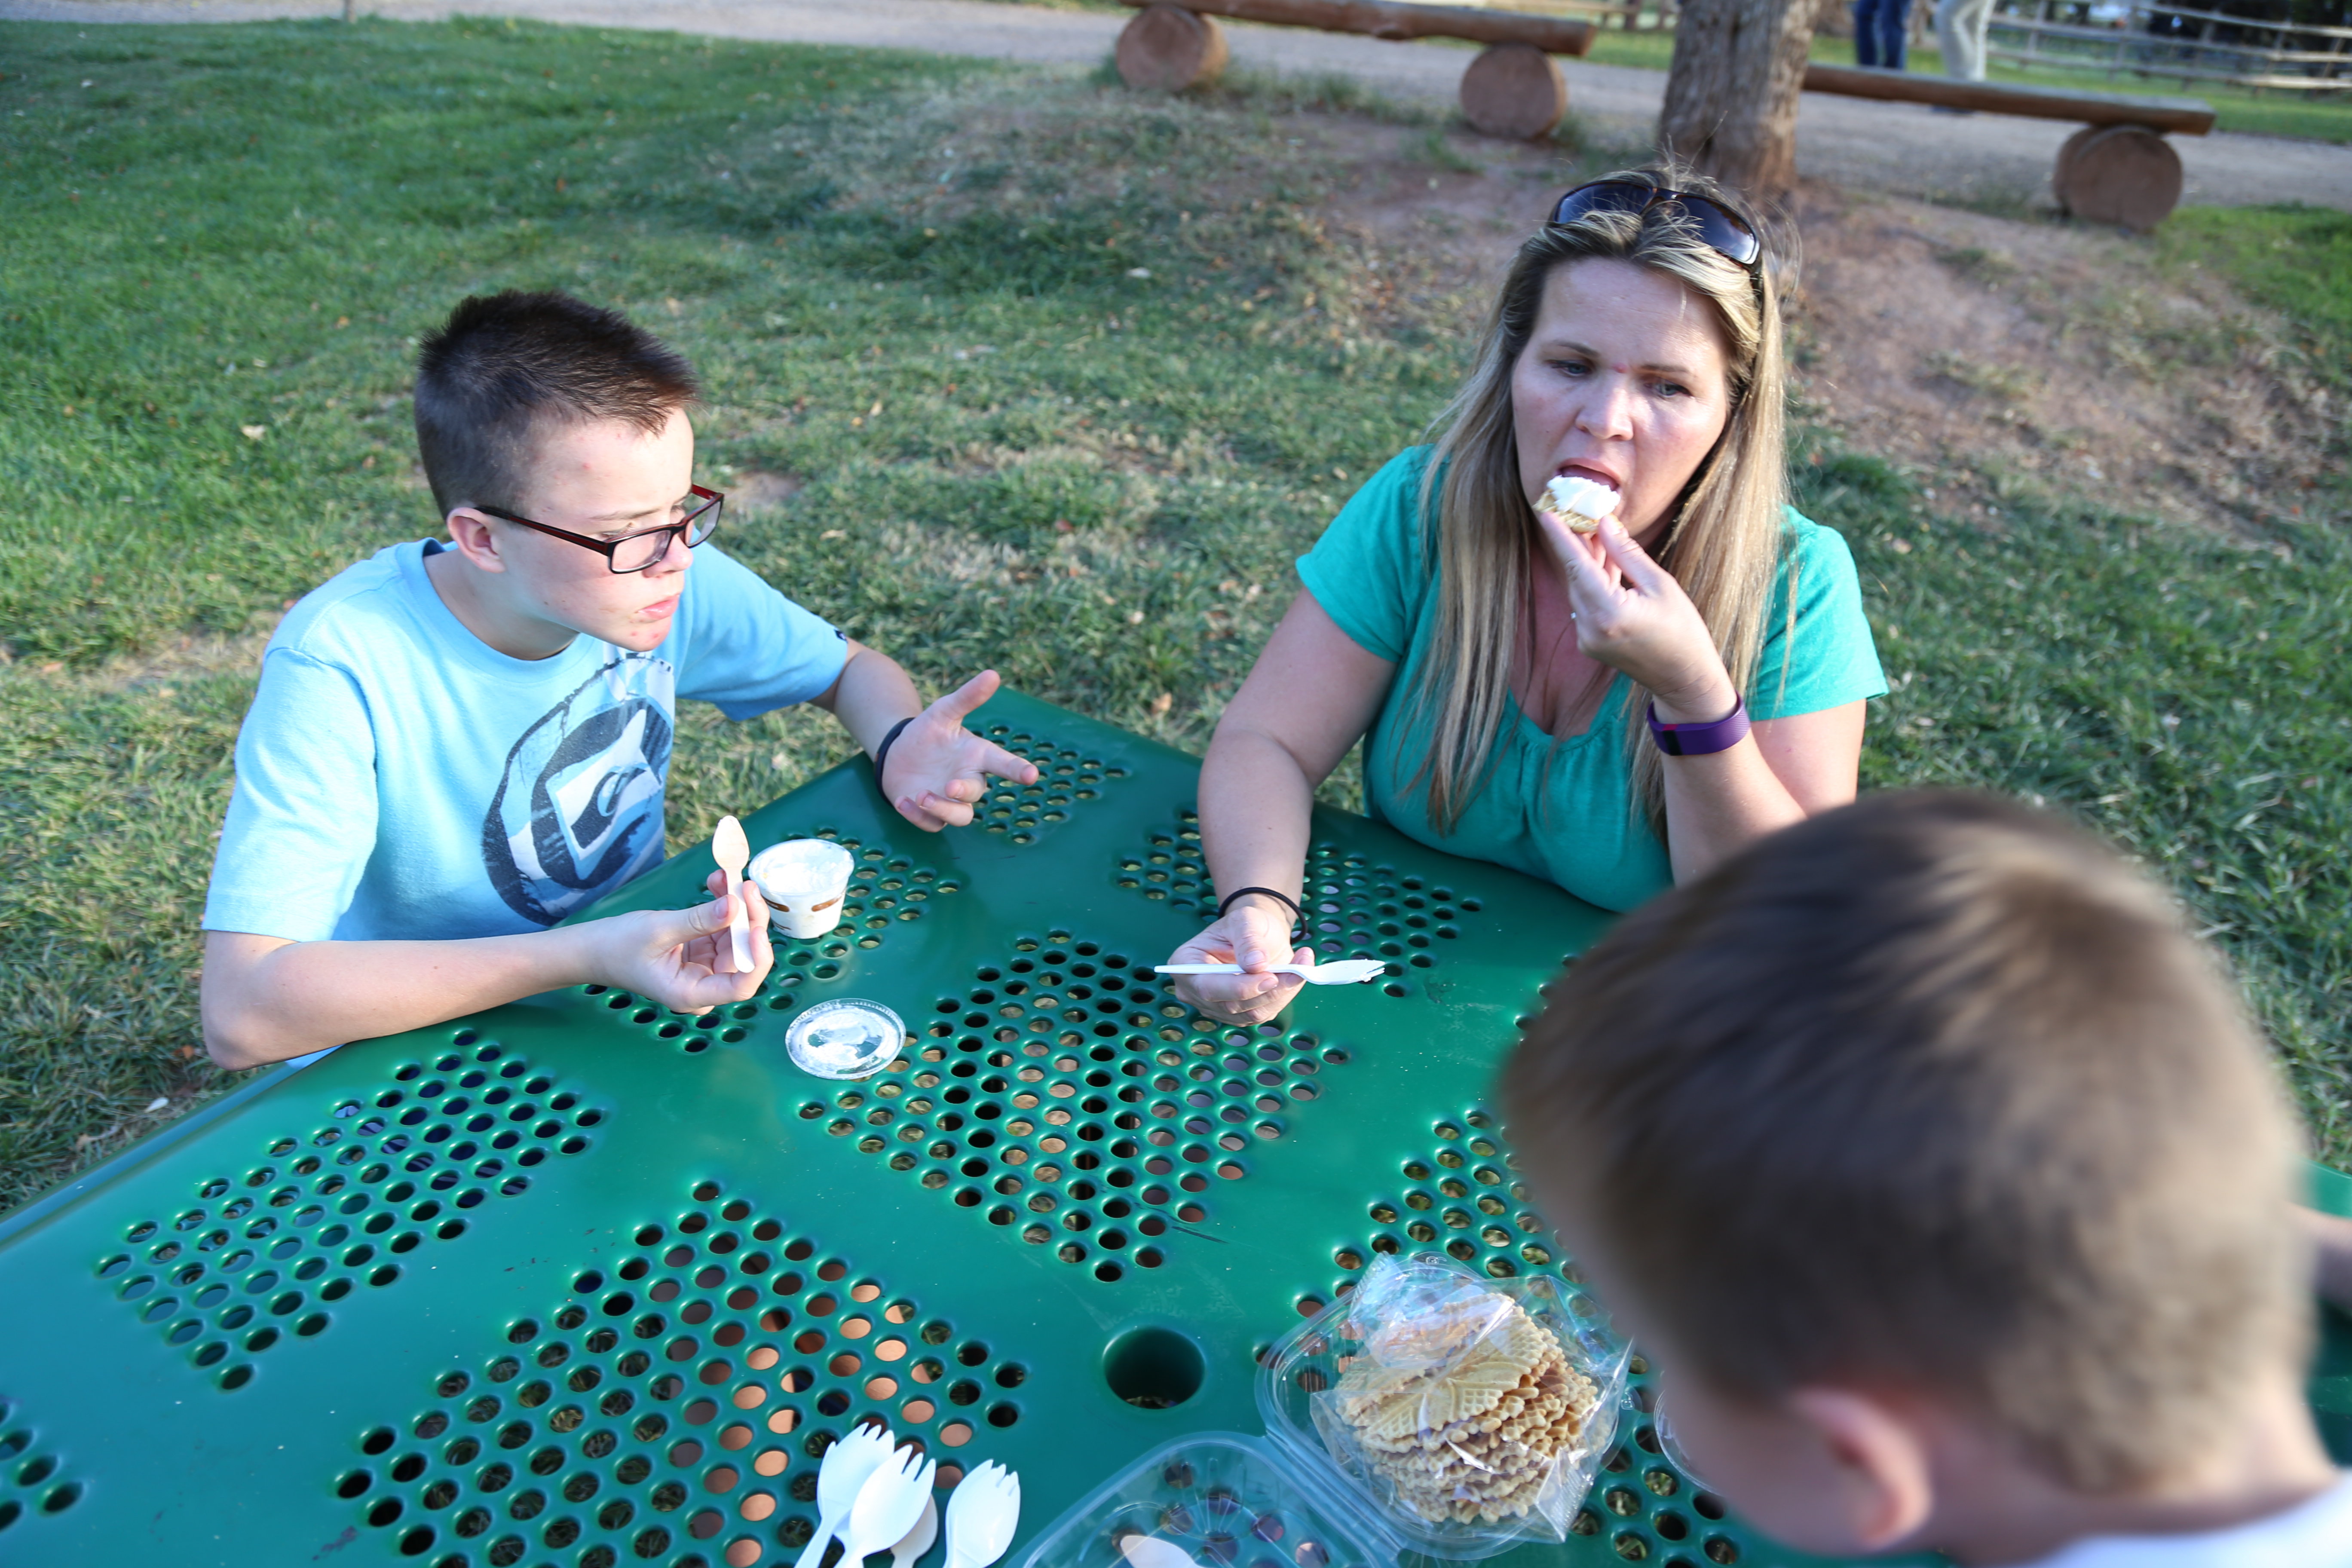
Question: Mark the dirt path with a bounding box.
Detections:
[11,0,2349,211]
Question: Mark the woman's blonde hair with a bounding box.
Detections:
[1403,163,1793,841]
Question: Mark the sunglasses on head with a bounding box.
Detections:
[1548,180,1763,270]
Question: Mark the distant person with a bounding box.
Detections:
[1856,0,1910,69]
[1504,791,2352,1568]
[1934,0,1994,82]
[200,290,1036,1067]
[1160,164,1885,1028]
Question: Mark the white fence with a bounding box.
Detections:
[1985,0,2349,91]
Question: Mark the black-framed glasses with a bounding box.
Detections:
[480,485,724,573]
[1549,181,1763,270]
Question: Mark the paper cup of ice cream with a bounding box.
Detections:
[746,839,855,940]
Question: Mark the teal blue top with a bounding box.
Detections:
[1296,448,1887,913]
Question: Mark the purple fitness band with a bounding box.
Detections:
[1646,696,1752,757]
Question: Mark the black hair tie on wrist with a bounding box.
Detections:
[1217,886,1303,927]
[870,716,916,796]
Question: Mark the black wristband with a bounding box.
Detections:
[870,716,916,796]
[1217,886,1302,926]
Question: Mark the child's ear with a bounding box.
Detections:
[444,507,509,573]
[1783,1387,1936,1553]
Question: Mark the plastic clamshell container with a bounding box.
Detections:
[1253,1260,1632,1560]
[1016,1433,1404,1568]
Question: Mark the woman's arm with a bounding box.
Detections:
[1548,514,1863,882]
[1659,701,1865,882]
[1173,592,1396,1025]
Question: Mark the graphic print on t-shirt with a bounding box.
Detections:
[482,653,677,926]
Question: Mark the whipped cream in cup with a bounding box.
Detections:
[746,838,855,940]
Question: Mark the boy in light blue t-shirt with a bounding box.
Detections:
[201,291,1035,1067]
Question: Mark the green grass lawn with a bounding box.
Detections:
[0,16,2347,1214]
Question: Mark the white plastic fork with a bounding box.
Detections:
[942,1461,1020,1568]
[887,1496,939,1568]
[794,1423,897,1568]
[1152,958,1387,986]
[840,1444,937,1565]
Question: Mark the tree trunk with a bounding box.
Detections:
[1656,0,1816,199]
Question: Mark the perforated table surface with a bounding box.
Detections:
[2,691,2348,1568]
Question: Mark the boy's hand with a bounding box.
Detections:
[879,669,1041,830]
[583,879,772,1013]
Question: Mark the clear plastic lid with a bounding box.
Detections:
[1254,1254,1631,1560]
[784,998,906,1080]
[1016,1433,1400,1568]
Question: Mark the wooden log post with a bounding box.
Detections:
[1657,0,1816,199]
[1460,41,1570,138]
[2053,123,2183,230]
[1117,3,1232,91]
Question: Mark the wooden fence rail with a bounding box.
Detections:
[1990,0,2352,92]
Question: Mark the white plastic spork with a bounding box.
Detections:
[1152,958,1387,985]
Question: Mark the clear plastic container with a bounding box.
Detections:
[1016,1434,1399,1568]
[784,998,906,1080]
[1018,1258,1631,1568]
[1253,1255,1631,1560]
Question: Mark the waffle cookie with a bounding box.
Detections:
[1536,473,1617,536]
[1328,1296,1602,1525]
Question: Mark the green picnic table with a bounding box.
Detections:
[2,691,2347,1568]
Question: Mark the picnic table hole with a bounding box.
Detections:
[1102,1325,1206,1409]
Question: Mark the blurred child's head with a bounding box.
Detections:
[414,291,704,651]
[1504,791,2310,1558]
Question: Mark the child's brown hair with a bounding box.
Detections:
[413,290,697,517]
[1503,790,2308,1493]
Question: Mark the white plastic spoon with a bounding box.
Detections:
[1152,958,1387,986]
[841,1446,937,1566]
[793,1422,896,1568]
[887,1495,939,1568]
[711,815,753,974]
[1118,1536,1203,1568]
[941,1460,1021,1568]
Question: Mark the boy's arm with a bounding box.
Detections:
[202,879,770,1068]
[808,645,1039,830]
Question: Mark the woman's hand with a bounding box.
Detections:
[1540,511,1738,723]
[879,670,1041,830]
[580,873,774,1014]
[1164,896,1311,1027]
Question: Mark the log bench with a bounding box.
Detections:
[1115,0,1598,138]
[1801,63,2217,230]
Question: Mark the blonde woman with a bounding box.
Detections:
[1170,167,1886,1026]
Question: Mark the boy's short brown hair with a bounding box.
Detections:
[412,290,697,516]
[1503,790,2307,1493]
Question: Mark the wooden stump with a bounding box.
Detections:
[1459,41,1568,139]
[2053,123,2182,232]
[1116,5,1230,93]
